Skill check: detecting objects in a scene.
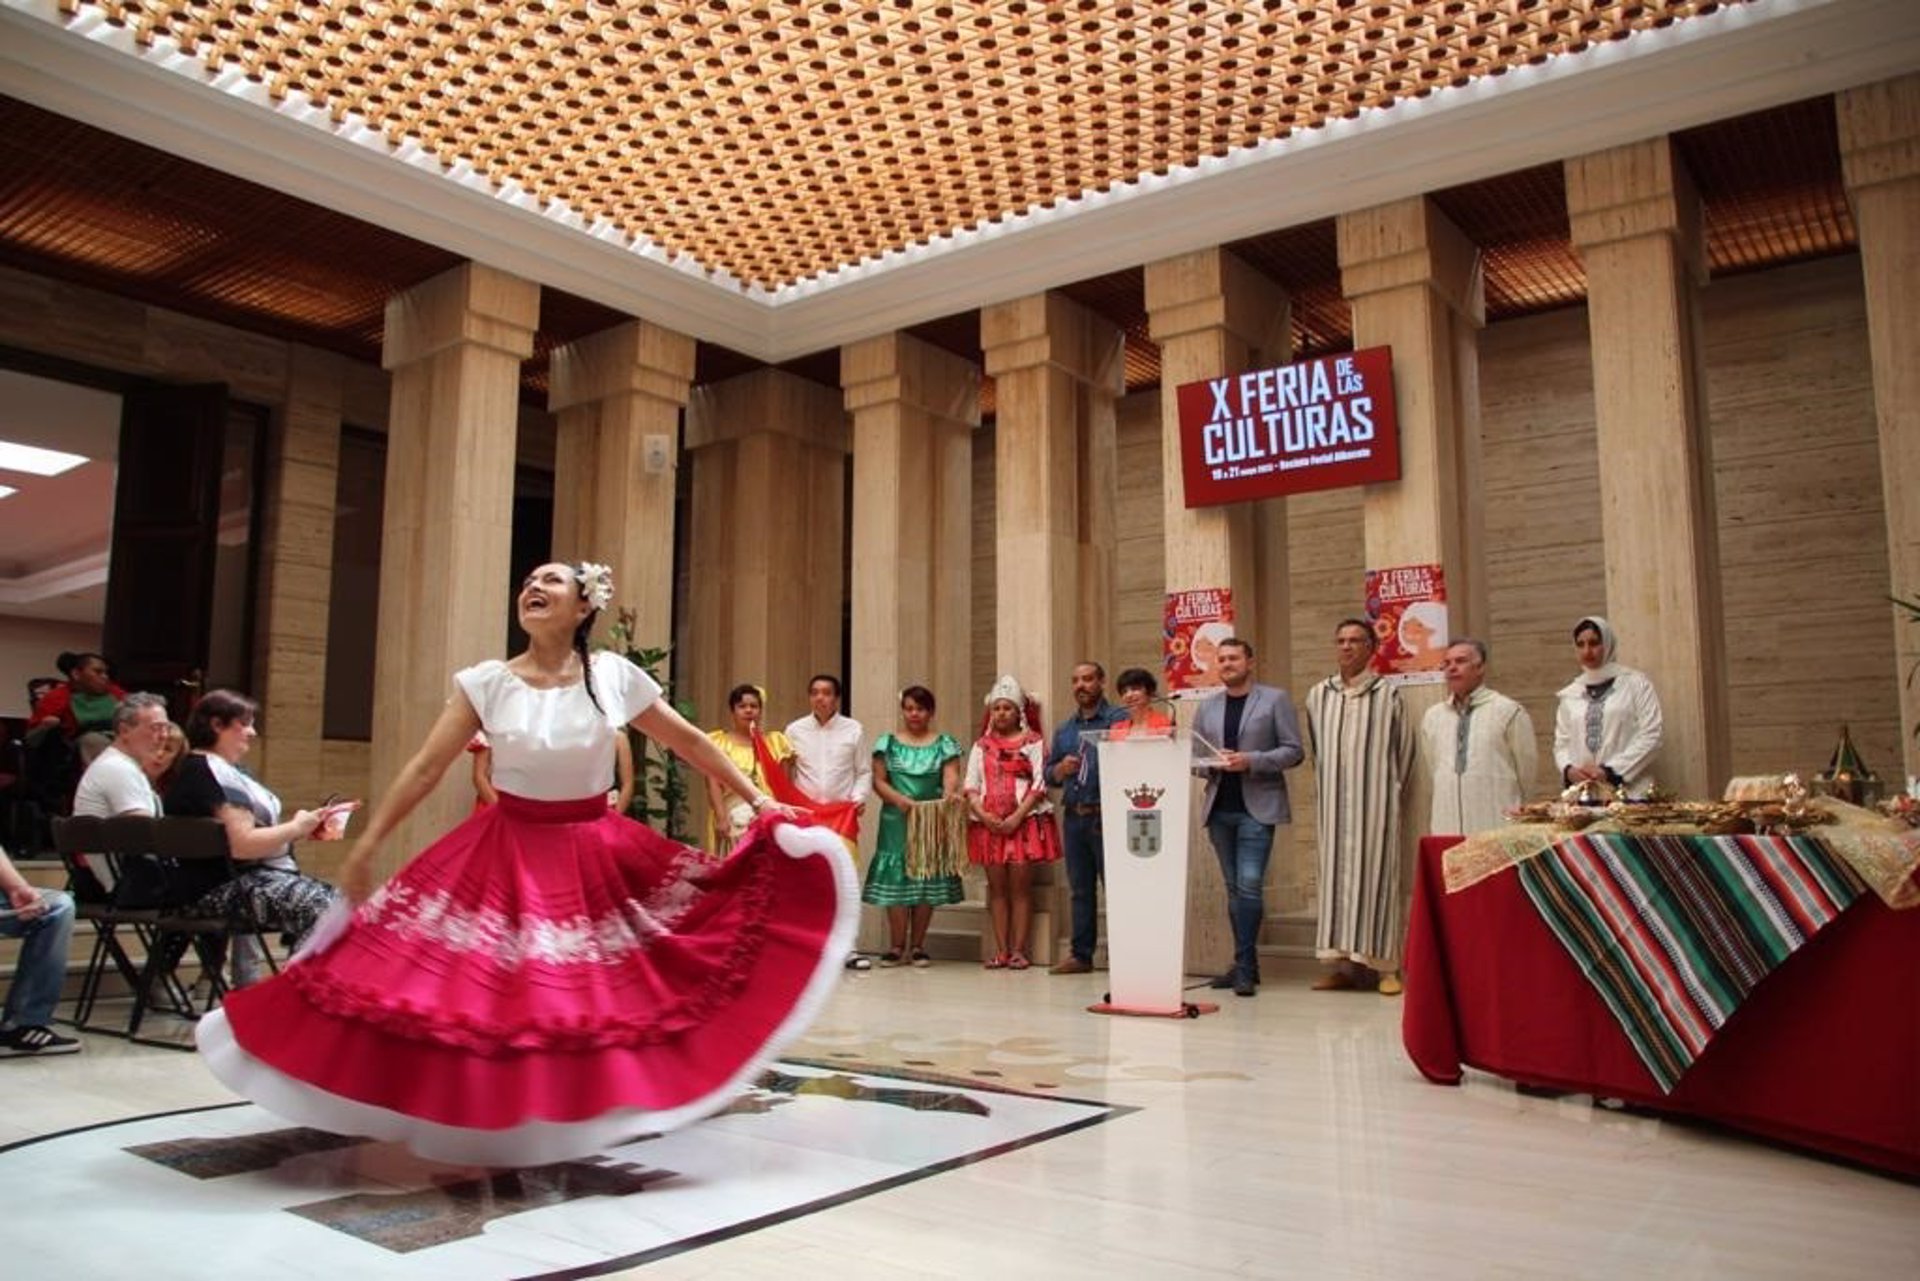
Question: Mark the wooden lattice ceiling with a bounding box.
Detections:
[63,0,1749,291]
[0,86,1861,411]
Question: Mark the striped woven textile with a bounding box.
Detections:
[1516,832,1866,1093]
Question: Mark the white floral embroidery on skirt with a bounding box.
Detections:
[359,849,710,968]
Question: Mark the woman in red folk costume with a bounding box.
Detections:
[197,561,857,1166]
[963,675,1062,970]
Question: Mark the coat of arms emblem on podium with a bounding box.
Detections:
[1124,784,1164,857]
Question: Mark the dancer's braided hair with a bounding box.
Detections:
[570,566,605,717]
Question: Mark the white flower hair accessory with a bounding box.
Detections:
[575,562,615,611]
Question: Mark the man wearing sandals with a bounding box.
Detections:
[0,842,80,1058]
[1304,620,1415,997]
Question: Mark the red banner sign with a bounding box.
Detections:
[1175,346,1400,507]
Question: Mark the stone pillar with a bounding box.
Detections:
[1566,139,1729,798]
[982,291,1125,966]
[372,263,538,869]
[980,290,1125,726]
[1839,73,1920,781]
[548,319,696,657]
[842,333,979,723]
[1339,195,1487,877]
[1144,248,1291,975]
[251,345,344,870]
[683,367,849,734]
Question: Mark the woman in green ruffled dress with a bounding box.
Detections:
[864,685,965,966]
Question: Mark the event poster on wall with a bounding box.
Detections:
[1175,346,1400,507]
[1367,564,1448,686]
[1163,587,1234,697]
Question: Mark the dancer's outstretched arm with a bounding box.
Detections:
[340,694,483,903]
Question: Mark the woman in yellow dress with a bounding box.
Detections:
[704,684,794,856]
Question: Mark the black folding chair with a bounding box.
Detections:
[52,815,164,1030]
[50,815,279,1041]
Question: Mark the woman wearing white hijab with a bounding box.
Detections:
[1553,615,1664,798]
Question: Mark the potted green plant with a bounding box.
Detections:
[601,607,694,840]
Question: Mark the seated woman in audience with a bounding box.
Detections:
[143,721,187,793]
[1553,615,1664,799]
[865,685,965,966]
[164,689,349,980]
[704,684,792,857]
[965,676,1061,970]
[1108,667,1175,740]
[29,651,125,764]
[24,651,126,806]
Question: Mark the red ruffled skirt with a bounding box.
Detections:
[967,813,1063,866]
[196,792,857,1166]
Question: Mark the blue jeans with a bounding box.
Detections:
[1060,812,1104,963]
[1,888,74,1029]
[1206,811,1274,979]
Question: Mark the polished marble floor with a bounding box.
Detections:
[3,959,1914,1279]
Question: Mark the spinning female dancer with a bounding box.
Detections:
[197,562,858,1166]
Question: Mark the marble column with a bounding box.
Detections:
[982,290,1125,967]
[1566,139,1729,798]
[683,367,849,734]
[1839,73,1920,782]
[1144,248,1291,976]
[1339,195,1487,877]
[842,333,978,956]
[251,344,344,871]
[548,319,696,657]
[842,332,979,725]
[980,290,1125,728]
[372,263,538,870]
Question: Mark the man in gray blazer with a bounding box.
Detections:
[1190,637,1305,997]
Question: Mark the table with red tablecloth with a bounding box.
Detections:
[1402,834,1920,1178]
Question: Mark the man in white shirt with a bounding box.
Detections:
[71,692,170,889]
[74,691,167,818]
[1421,640,1537,835]
[784,674,873,969]
[784,674,873,811]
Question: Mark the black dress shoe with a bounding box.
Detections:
[1233,974,1258,997]
[1208,970,1260,989]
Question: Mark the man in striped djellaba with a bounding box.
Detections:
[1303,619,1415,996]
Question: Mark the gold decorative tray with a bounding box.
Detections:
[1501,799,1835,836]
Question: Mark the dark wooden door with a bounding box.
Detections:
[102,382,228,700]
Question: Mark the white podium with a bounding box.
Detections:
[1089,727,1217,1018]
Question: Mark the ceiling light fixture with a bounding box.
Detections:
[0,442,89,476]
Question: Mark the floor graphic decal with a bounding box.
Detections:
[790,1028,1253,1090]
[4,1061,1127,1277]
